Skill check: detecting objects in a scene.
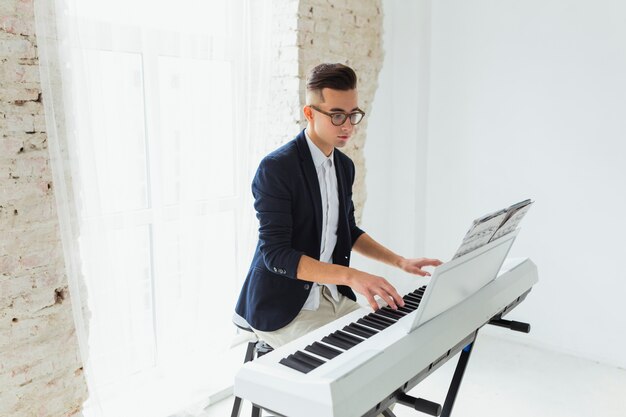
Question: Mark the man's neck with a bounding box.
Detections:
[305,128,333,157]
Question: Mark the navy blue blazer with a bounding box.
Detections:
[235,130,365,332]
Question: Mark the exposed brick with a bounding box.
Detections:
[1,1,87,416]
[298,0,383,223]
[1,15,36,36]
[0,82,40,102]
[0,37,36,59]
[0,59,41,83]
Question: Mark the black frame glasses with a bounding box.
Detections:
[309,105,366,126]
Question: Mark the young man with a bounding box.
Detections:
[235,63,441,349]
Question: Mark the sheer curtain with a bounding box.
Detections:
[34,0,274,416]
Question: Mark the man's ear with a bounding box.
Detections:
[303,105,314,122]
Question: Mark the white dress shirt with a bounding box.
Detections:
[301,130,341,310]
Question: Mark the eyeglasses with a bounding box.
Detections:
[309,105,365,126]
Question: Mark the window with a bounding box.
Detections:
[64,2,256,415]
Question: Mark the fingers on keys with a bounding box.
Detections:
[369,283,404,311]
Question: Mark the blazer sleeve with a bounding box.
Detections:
[347,159,365,247]
[252,156,304,279]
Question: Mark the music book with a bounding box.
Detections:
[453,199,533,259]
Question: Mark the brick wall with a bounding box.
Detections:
[0,0,383,416]
[0,0,87,416]
[262,0,383,223]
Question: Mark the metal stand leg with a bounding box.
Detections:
[381,409,398,417]
[440,340,476,417]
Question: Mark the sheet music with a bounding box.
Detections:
[489,200,533,242]
[453,209,508,259]
[452,199,533,259]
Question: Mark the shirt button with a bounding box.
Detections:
[304,284,310,290]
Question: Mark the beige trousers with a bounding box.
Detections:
[252,285,362,349]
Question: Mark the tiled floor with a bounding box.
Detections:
[201,333,626,417]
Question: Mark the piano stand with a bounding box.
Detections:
[369,317,532,417]
[489,317,531,333]
[440,341,474,417]
[397,393,442,416]
[372,335,475,417]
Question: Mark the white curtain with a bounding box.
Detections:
[34,0,275,416]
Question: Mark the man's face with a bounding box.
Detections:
[304,88,360,156]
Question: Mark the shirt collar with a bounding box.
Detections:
[304,129,334,169]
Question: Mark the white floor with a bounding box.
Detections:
[200,333,626,417]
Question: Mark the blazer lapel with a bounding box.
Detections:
[333,151,350,258]
[296,132,323,247]
[333,152,348,218]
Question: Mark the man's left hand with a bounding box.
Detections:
[397,257,443,276]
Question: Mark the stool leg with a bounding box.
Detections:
[244,341,257,362]
[230,396,243,417]
[231,342,258,417]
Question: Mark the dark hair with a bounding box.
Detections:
[306,63,357,102]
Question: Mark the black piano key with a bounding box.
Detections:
[404,293,422,303]
[402,294,421,303]
[402,299,420,309]
[365,314,394,328]
[365,316,390,328]
[293,350,325,368]
[343,323,376,338]
[409,301,420,310]
[381,306,407,318]
[351,322,379,335]
[279,355,315,373]
[368,312,395,323]
[322,334,354,350]
[403,301,420,309]
[398,306,414,314]
[333,330,363,345]
[305,342,342,360]
[357,317,387,331]
[375,309,401,321]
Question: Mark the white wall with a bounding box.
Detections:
[365,0,626,369]
[425,0,626,368]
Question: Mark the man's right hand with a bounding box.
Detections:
[346,270,405,311]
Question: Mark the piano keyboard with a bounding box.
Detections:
[235,258,537,417]
[279,286,427,373]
